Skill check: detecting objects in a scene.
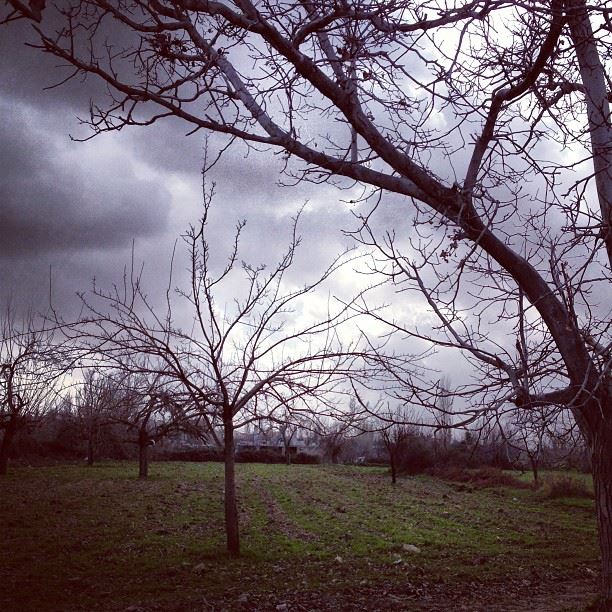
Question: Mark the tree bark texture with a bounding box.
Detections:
[283,436,292,465]
[390,454,397,485]
[87,435,94,466]
[591,419,612,609]
[138,429,149,479]
[567,0,612,266]
[567,4,612,606]
[529,457,539,486]
[224,415,240,557]
[0,416,18,476]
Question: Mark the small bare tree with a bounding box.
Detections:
[72,368,122,466]
[353,393,429,482]
[0,308,66,475]
[65,194,363,556]
[318,420,350,464]
[109,370,187,478]
[317,397,367,464]
[503,405,584,484]
[268,402,311,465]
[378,406,414,485]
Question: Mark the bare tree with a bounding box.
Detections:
[72,368,122,466]
[109,370,187,478]
[317,397,366,464]
[378,405,414,485]
[278,419,299,464]
[353,394,431,481]
[503,405,586,483]
[318,419,350,464]
[0,308,66,475]
[506,406,558,484]
[5,0,612,603]
[65,196,362,556]
[268,403,311,464]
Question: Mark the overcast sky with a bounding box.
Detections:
[0,16,461,414]
[3,12,568,405]
[0,19,368,325]
[5,11,567,409]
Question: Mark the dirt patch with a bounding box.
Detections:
[191,575,597,612]
[489,577,597,611]
[422,575,597,612]
[131,575,596,612]
[256,479,319,543]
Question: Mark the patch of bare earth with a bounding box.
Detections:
[122,575,596,611]
[418,576,597,612]
[257,478,319,543]
[194,576,597,611]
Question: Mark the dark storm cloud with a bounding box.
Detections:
[0,100,169,257]
[0,16,382,320]
[0,58,176,317]
[0,11,153,120]
[129,118,208,176]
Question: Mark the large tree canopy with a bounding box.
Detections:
[3,0,611,606]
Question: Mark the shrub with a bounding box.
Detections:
[539,475,594,499]
[293,452,320,464]
[156,448,224,462]
[396,435,436,475]
[428,466,530,489]
[235,448,284,463]
[157,447,320,464]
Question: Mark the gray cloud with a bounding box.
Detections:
[0,100,169,257]
[0,21,403,331]
[0,90,176,316]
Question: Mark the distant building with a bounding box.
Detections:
[235,428,309,456]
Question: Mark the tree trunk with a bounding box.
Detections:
[87,434,94,466]
[567,0,612,266]
[566,5,612,607]
[224,415,240,557]
[284,440,292,465]
[331,445,340,464]
[529,456,539,486]
[390,453,397,485]
[591,425,612,610]
[0,416,18,476]
[138,430,149,479]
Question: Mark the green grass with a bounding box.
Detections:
[0,462,599,611]
[514,468,594,487]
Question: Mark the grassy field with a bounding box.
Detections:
[0,462,599,611]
